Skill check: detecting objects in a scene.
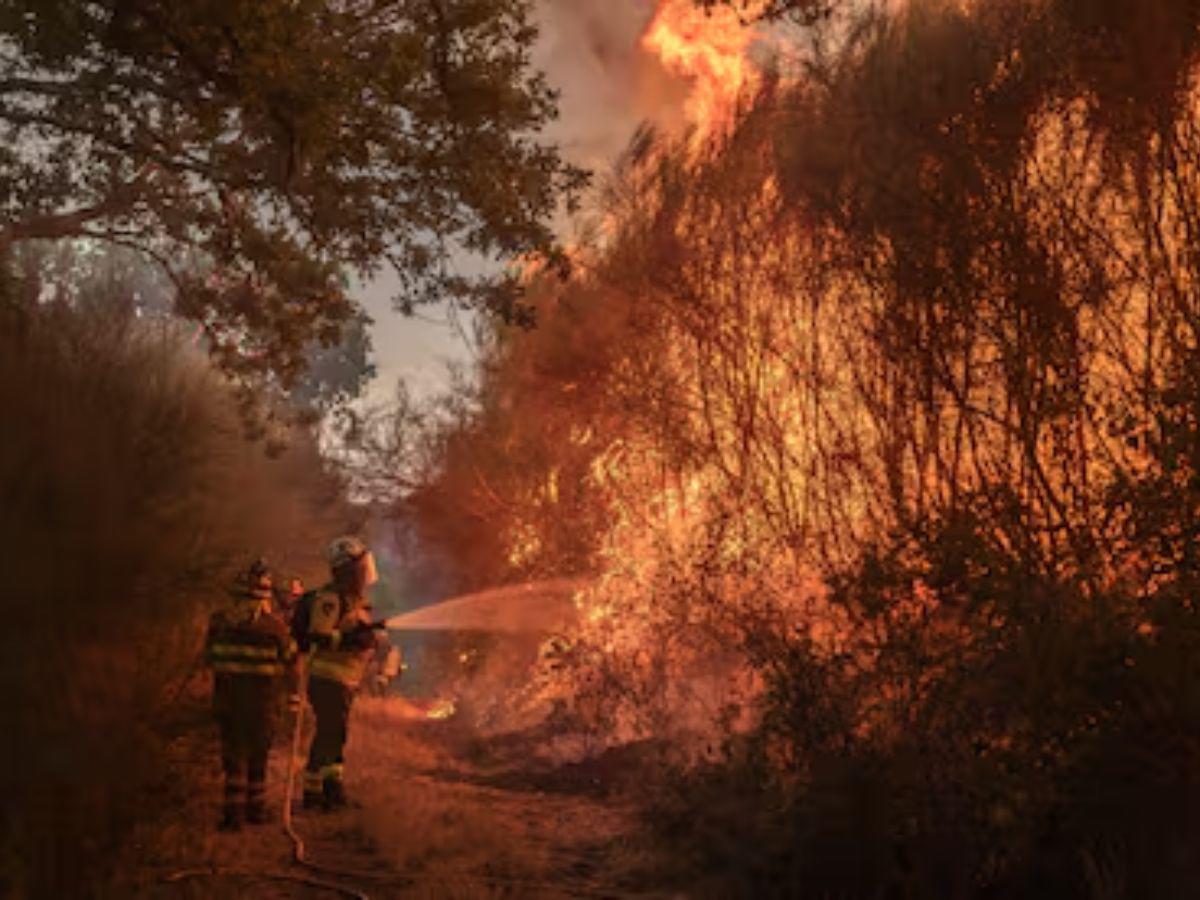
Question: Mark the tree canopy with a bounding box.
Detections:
[0,0,586,389]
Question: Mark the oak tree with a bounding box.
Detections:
[0,0,586,389]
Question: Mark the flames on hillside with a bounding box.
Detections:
[413,0,1200,780]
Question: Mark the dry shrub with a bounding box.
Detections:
[0,289,348,896]
[395,0,1200,896]
[645,518,1200,898]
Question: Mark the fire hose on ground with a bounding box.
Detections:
[165,657,373,899]
[168,695,622,899]
[278,657,376,898]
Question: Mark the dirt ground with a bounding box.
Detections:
[117,693,672,899]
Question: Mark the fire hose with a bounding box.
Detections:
[166,652,373,899]
[279,653,373,899]
[272,670,627,900]
[275,655,610,899]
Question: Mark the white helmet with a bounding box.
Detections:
[327,535,378,589]
[328,536,368,570]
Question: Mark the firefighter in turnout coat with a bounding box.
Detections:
[205,559,298,830]
[292,536,387,810]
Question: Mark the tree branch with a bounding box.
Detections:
[0,164,156,246]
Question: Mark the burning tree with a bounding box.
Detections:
[402,0,1200,894]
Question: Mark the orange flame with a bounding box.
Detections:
[426,698,457,720]
[641,0,762,136]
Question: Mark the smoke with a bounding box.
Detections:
[534,0,690,171]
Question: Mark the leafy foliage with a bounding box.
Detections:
[0,287,351,895]
[289,308,377,415]
[0,0,587,389]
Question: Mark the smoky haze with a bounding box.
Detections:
[362,1,690,403]
[535,0,691,171]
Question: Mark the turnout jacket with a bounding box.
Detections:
[206,602,298,692]
[291,590,382,689]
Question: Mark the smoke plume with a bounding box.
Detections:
[534,0,691,171]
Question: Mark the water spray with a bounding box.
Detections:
[379,579,584,724]
[383,578,582,634]
[165,579,589,895]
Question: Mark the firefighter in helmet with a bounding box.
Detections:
[292,536,387,810]
[205,558,298,830]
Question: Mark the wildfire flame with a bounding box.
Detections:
[426,698,457,720]
[641,0,762,136]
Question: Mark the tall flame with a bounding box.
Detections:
[641,0,762,136]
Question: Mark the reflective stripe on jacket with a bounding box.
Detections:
[309,648,371,688]
[207,602,296,680]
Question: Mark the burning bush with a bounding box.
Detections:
[401,0,1200,894]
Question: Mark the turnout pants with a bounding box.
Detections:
[305,676,353,805]
[214,677,275,823]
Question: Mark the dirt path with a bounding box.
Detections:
[349,698,667,898]
[121,696,668,899]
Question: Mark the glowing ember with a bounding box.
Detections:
[426,698,457,720]
[641,0,762,135]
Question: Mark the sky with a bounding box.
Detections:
[358,0,683,404]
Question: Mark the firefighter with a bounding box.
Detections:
[292,536,387,810]
[205,559,298,831]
